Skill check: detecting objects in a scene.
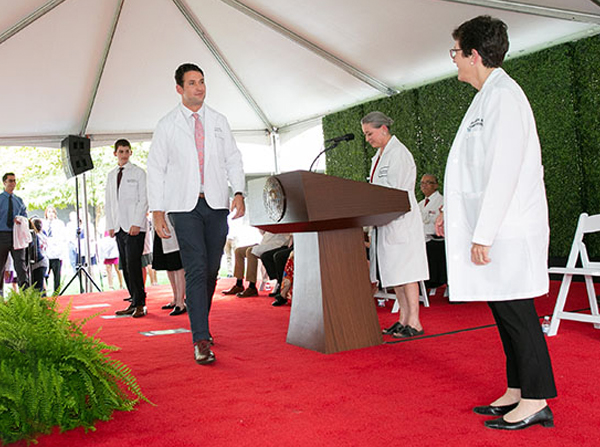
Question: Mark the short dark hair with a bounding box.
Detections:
[31,217,43,233]
[175,63,204,87]
[114,139,131,151]
[2,172,15,182]
[452,15,509,68]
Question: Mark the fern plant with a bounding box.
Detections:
[0,288,150,445]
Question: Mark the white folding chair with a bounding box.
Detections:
[374,280,430,313]
[547,213,600,336]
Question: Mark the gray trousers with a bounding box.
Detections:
[0,231,28,295]
[170,197,228,343]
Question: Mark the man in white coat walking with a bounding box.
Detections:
[147,63,245,365]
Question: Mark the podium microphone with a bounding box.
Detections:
[310,133,355,172]
[324,133,355,144]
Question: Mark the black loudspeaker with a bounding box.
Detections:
[61,135,93,179]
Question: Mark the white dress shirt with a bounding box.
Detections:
[418,190,444,242]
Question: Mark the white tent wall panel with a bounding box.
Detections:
[0,0,119,138]
[189,0,379,127]
[86,0,267,134]
[0,0,598,148]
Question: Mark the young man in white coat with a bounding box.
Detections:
[147,63,245,365]
[106,139,149,318]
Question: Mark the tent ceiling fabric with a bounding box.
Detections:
[0,0,598,148]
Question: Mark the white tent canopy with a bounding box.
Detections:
[1,0,599,154]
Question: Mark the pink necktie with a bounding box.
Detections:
[192,113,205,184]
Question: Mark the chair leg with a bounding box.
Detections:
[585,276,600,330]
[419,281,430,307]
[548,274,572,336]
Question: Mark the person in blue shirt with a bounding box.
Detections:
[0,172,28,295]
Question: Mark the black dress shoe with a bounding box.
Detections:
[269,284,281,297]
[194,340,216,365]
[382,321,404,335]
[271,295,288,306]
[474,402,518,416]
[169,305,187,316]
[161,302,176,310]
[485,406,554,430]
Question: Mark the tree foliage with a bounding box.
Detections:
[1,142,149,211]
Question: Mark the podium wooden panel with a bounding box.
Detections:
[248,170,409,354]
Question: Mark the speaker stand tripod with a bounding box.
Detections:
[60,174,101,295]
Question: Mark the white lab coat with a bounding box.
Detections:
[147,103,245,213]
[444,68,549,302]
[105,162,148,233]
[369,136,429,287]
[418,190,444,242]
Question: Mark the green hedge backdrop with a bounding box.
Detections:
[322,34,600,259]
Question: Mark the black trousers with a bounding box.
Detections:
[0,231,28,293]
[488,299,557,399]
[115,230,146,307]
[260,245,291,282]
[48,258,62,293]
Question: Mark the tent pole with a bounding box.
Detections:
[439,0,600,24]
[172,0,275,132]
[79,0,126,136]
[270,129,280,174]
[0,0,67,46]
[219,0,397,96]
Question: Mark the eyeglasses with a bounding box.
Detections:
[420,181,437,185]
[449,48,463,60]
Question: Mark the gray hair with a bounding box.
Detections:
[361,111,393,129]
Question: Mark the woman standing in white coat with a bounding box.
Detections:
[362,111,429,338]
[436,16,556,430]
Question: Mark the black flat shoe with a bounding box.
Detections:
[382,321,404,335]
[271,295,288,306]
[162,302,176,310]
[485,406,554,430]
[169,306,187,316]
[392,325,424,338]
[474,402,518,416]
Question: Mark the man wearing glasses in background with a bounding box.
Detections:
[0,173,28,296]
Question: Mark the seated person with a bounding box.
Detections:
[418,174,446,288]
[260,235,293,298]
[272,250,294,307]
[222,231,290,297]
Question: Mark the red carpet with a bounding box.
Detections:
[11,280,600,447]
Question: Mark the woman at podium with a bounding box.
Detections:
[361,111,429,338]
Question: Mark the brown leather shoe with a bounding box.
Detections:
[222,284,244,295]
[131,306,146,318]
[115,305,136,316]
[237,287,258,298]
[194,340,216,365]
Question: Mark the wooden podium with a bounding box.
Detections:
[248,170,409,354]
